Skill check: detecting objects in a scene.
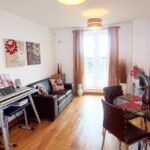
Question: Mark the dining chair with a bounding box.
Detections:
[101,99,150,150]
[103,85,123,104]
[103,85,140,120]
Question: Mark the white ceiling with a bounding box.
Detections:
[0,0,150,29]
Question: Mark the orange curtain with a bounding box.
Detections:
[72,30,84,95]
[108,26,120,86]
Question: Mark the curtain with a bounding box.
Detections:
[108,26,120,86]
[72,30,84,95]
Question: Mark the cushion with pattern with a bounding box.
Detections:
[50,79,64,92]
[37,84,49,95]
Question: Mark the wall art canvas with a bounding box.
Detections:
[26,42,41,65]
[4,39,25,67]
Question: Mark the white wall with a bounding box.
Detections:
[119,19,150,93]
[53,26,132,83]
[119,22,132,70]
[132,19,150,74]
[118,22,133,93]
[53,29,73,83]
[0,9,55,86]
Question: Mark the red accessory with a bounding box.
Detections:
[121,101,145,110]
[130,67,138,77]
[131,95,141,102]
[5,39,17,55]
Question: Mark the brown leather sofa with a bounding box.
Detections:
[27,78,73,121]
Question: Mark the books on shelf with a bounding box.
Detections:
[12,99,28,106]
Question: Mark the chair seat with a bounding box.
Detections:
[126,111,140,120]
[126,122,150,144]
[4,103,30,116]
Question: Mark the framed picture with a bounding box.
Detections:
[4,39,25,67]
[26,41,41,65]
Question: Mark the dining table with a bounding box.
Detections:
[113,94,150,118]
[113,94,150,149]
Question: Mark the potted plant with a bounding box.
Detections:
[119,59,128,94]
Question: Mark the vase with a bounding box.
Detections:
[14,78,22,88]
[120,83,127,95]
[142,86,150,105]
[77,84,83,96]
[133,79,142,96]
[57,63,62,74]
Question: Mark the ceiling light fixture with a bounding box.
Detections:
[87,18,102,30]
[57,0,86,5]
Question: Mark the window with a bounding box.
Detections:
[83,30,109,91]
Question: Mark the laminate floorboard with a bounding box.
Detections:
[5,95,150,150]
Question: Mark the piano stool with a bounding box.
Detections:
[3,102,34,147]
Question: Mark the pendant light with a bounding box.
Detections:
[87,18,102,30]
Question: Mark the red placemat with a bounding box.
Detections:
[131,95,142,102]
[121,102,145,109]
[119,94,141,102]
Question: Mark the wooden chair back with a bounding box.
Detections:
[101,99,126,142]
[103,85,123,104]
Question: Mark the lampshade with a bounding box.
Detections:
[57,0,86,5]
[87,18,102,30]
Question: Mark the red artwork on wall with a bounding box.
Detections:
[5,39,17,55]
[4,39,25,68]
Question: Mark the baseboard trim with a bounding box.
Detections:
[84,92,104,95]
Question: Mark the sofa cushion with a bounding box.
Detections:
[50,79,64,92]
[57,94,66,105]
[53,89,72,97]
[37,84,49,95]
[65,90,72,97]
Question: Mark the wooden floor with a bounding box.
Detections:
[3,95,149,150]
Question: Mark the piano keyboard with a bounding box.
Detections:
[0,87,32,102]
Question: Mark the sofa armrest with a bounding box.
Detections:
[64,83,73,90]
[30,94,58,120]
